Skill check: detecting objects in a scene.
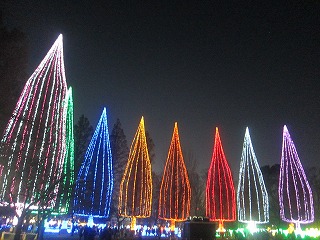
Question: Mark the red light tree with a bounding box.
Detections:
[158,122,191,230]
[206,127,236,230]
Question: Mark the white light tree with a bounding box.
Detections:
[237,127,269,225]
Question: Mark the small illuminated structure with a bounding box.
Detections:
[206,128,236,230]
[73,108,113,218]
[279,125,314,229]
[118,117,152,230]
[288,223,295,234]
[237,127,269,224]
[246,221,258,234]
[158,123,191,231]
[217,222,226,234]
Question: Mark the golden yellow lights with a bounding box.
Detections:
[131,216,137,231]
[288,223,295,234]
[118,117,153,220]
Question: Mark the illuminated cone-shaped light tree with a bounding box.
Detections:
[119,117,152,230]
[55,87,75,214]
[237,127,269,224]
[0,35,67,207]
[279,125,314,229]
[73,108,113,218]
[158,122,191,231]
[206,127,236,230]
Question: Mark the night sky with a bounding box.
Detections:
[3,1,320,174]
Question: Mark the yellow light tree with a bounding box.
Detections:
[118,117,152,230]
[158,122,191,231]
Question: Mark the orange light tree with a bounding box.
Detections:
[206,127,236,230]
[158,122,191,231]
[118,117,152,230]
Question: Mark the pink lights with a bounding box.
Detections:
[0,35,67,206]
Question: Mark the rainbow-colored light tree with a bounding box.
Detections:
[73,108,113,218]
[279,125,314,229]
[237,127,269,224]
[206,128,236,231]
[158,122,191,231]
[118,117,152,230]
[55,87,74,214]
[0,35,67,207]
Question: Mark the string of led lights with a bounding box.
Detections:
[206,127,236,226]
[158,122,191,223]
[55,87,74,213]
[0,165,3,179]
[237,127,269,223]
[73,108,113,217]
[279,125,314,225]
[0,35,67,206]
[118,117,152,221]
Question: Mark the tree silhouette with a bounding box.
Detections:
[306,167,320,225]
[151,170,162,224]
[185,151,205,217]
[0,21,28,136]
[74,115,93,176]
[146,130,155,163]
[261,164,281,226]
[110,118,129,219]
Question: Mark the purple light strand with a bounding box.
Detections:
[279,125,314,224]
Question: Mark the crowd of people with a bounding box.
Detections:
[76,226,135,240]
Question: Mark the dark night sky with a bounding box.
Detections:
[2,1,320,174]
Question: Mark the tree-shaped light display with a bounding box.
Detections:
[55,87,74,214]
[237,127,269,224]
[206,128,236,230]
[118,117,152,230]
[0,35,67,206]
[158,122,191,230]
[279,125,314,228]
[73,108,113,218]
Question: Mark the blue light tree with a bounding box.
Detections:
[73,108,113,218]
